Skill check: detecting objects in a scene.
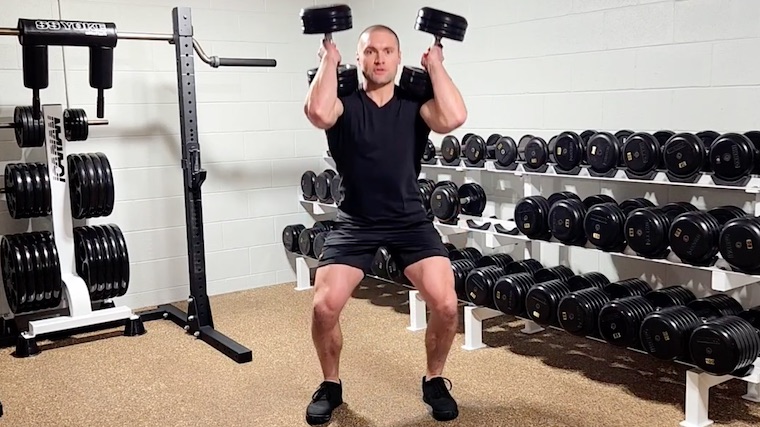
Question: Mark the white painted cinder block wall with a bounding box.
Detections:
[1,0,760,310]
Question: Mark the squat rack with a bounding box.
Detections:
[0,7,276,365]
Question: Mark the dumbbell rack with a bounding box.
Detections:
[292,150,760,427]
[0,104,142,356]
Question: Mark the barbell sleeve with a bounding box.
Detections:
[0,117,107,128]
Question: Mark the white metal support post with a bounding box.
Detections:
[19,105,137,346]
[407,290,427,331]
[295,256,312,291]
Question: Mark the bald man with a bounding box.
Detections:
[303,24,467,425]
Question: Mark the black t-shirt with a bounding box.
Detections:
[326,86,431,228]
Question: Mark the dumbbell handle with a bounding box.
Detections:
[434,35,443,47]
[0,118,109,129]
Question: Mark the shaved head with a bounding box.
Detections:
[356,25,401,87]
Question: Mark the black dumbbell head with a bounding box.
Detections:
[300,4,352,34]
[414,7,468,42]
[399,66,433,102]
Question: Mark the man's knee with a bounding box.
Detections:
[312,265,363,324]
[430,291,458,321]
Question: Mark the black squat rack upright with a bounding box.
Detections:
[0,7,277,366]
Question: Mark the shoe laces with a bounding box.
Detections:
[429,377,453,397]
[312,383,330,401]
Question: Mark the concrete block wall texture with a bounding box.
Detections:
[0,0,759,310]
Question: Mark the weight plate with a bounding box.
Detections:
[464,135,485,164]
[28,163,47,217]
[95,153,115,216]
[74,227,96,297]
[430,185,458,222]
[399,66,432,101]
[719,217,760,271]
[494,136,517,166]
[623,132,661,174]
[551,131,584,171]
[314,169,336,203]
[524,137,548,169]
[460,183,485,216]
[580,130,597,142]
[422,139,436,161]
[584,203,626,250]
[21,164,34,219]
[625,208,669,257]
[440,135,461,163]
[668,213,716,264]
[14,106,44,148]
[30,232,53,303]
[4,164,21,218]
[514,196,550,238]
[16,234,37,312]
[615,129,634,143]
[663,133,707,178]
[547,199,586,244]
[709,133,756,182]
[87,226,109,300]
[22,234,44,309]
[330,175,343,204]
[94,225,116,299]
[300,4,353,34]
[1,237,21,312]
[67,154,90,219]
[415,7,468,41]
[586,132,621,173]
[301,170,317,200]
[107,223,129,294]
[582,194,616,209]
[104,224,127,297]
[83,154,103,218]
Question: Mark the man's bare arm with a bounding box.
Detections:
[419,49,467,134]
[304,42,345,129]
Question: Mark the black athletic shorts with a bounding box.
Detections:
[316,219,449,273]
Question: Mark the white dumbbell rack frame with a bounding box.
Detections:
[0,104,140,354]
[292,152,760,427]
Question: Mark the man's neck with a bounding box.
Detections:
[363,82,395,107]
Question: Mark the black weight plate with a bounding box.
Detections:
[76,226,100,298]
[30,232,53,303]
[16,234,37,312]
[709,133,755,182]
[14,106,44,148]
[21,234,44,308]
[0,237,20,312]
[43,231,62,303]
[516,134,533,161]
[719,217,760,271]
[67,154,89,219]
[551,131,584,171]
[495,136,517,166]
[430,185,458,222]
[582,194,617,209]
[93,225,116,299]
[441,135,461,163]
[580,130,597,142]
[524,137,548,169]
[330,175,343,204]
[460,183,485,216]
[423,139,436,161]
[106,224,129,294]
[85,226,109,300]
[301,171,317,199]
[3,236,25,312]
[20,164,34,218]
[103,225,125,297]
[28,163,47,217]
[663,133,706,178]
[623,132,661,174]
[586,132,621,173]
[415,7,468,41]
[300,4,352,34]
[399,66,432,101]
[584,204,624,249]
[95,153,115,216]
[5,164,22,218]
[669,214,715,264]
[464,135,485,164]
[82,154,103,218]
[615,129,634,143]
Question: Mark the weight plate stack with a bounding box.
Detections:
[336,64,359,97]
[73,224,130,301]
[67,152,115,219]
[689,314,760,376]
[492,272,536,316]
[558,286,611,337]
[0,231,62,314]
[534,265,574,283]
[399,66,433,102]
[550,131,586,172]
[301,170,317,201]
[282,224,306,253]
[314,169,337,204]
[669,206,747,266]
[494,136,518,167]
[451,259,478,300]
[719,216,760,273]
[415,6,468,41]
[4,162,51,219]
[567,271,610,292]
[586,132,625,175]
[598,295,656,348]
[523,136,549,170]
[525,279,571,326]
[64,108,89,141]
[448,247,481,262]
[625,202,698,259]
[640,294,742,362]
[465,265,506,308]
[583,202,629,252]
[13,106,45,148]
[603,278,651,299]
[708,132,760,184]
[663,132,717,180]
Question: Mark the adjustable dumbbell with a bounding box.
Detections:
[430,181,487,223]
[399,7,468,102]
[300,4,358,97]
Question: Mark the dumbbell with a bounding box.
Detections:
[448,246,482,262]
[399,7,468,102]
[521,135,550,170]
[430,182,486,223]
[639,294,744,363]
[584,197,655,252]
[688,305,760,376]
[708,131,760,184]
[622,131,674,177]
[550,131,587,172]
[463,133,500,165]
[598,285,696,349]
[464,254,514,307]
[301,170,317,201]
[662,131,720,181]
[418,178,436,213]
[585,131,630,175]
[371,247,406,283]
[514,191,580,240]
[300,4,358,97]
[719,215,760,273]
[557,277,650,337]
[547,194,617,246]
[625,202,698,259]
[298,221,336,257]
[282,224,306,253]
[314,169,338,204]
[421,139,440,162]
[330,174,344,204]
[669,205,747,266]
[440,134,474,163]
[490,259,544,315]
[493,135,519,168]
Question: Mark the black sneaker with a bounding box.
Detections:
[422,376,459,422]
[306,380,343,425]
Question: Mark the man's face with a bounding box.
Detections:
[357,29,400,86]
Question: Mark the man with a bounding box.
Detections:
[303,24,467,425]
